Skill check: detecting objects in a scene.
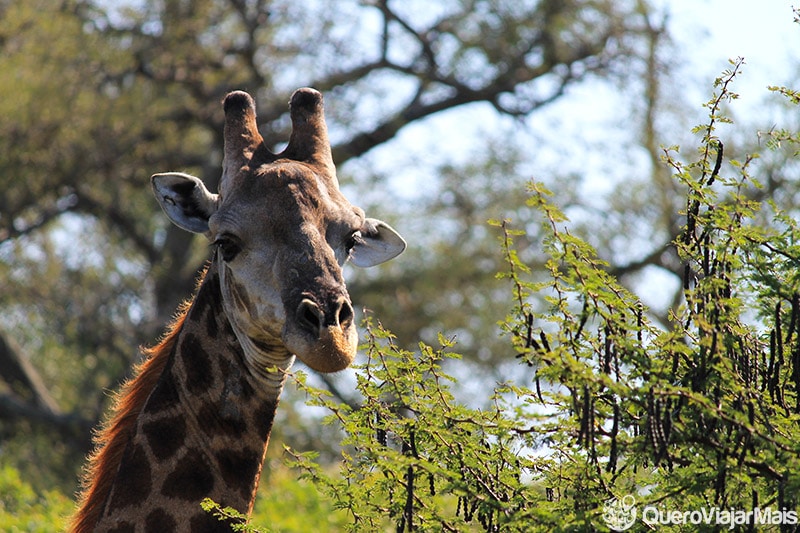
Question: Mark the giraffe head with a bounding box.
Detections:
[151,88,405,378]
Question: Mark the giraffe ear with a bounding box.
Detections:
[151,172,219,234]
[349,219,406,268]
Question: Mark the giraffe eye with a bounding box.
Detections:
[213,235,242,262]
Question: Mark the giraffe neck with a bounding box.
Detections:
[73,262,293,532]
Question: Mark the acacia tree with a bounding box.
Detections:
[0,0,674,491]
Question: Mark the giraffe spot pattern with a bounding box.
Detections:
[215,448,262,501]
[188,274,224,340]
[107,522,135,533]
[205,305,220,339]
[143,416,186,462]
[190,511,239,532]
[252,400,279,439]
[145,508,176,531]
[192,272,223,315]
[107,443,151,511]
[207,274,224,313]
[181,333,216,396]
[198,402,248,438]
[161,449,215,500]
[142,372,180,415]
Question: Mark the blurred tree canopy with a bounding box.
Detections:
[1,0,796,510]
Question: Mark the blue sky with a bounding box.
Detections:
[670,0,799,110]
[345,1,800,203]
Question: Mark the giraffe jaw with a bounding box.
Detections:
[226,326,294,398]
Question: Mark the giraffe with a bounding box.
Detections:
[70,88,406,532]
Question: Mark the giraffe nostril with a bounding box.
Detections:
[297,299,322,336]
[337,299,354,329]
[296,296,354,337]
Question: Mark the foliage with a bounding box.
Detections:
[199,62,800,531]
[286,325,548,532]
[0,466,72,532]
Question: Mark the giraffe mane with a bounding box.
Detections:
[69,299,191,533]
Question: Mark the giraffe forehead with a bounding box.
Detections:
[214,166,361,241]
[225,160,332,201]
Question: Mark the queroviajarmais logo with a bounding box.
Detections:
[602,494,637,532]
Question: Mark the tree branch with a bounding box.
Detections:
[609,240,679,278]
[74,190,161,264]
[0,392,93,453]
[0,330,94,452]
[0,193,78,244]
[0,330,60,414]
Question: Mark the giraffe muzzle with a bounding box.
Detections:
[284,294,358,373]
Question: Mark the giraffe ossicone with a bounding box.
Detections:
[70,88,405,532]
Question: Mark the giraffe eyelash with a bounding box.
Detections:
[212,235,243,262]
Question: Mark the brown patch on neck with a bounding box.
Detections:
[69,293,196,532]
